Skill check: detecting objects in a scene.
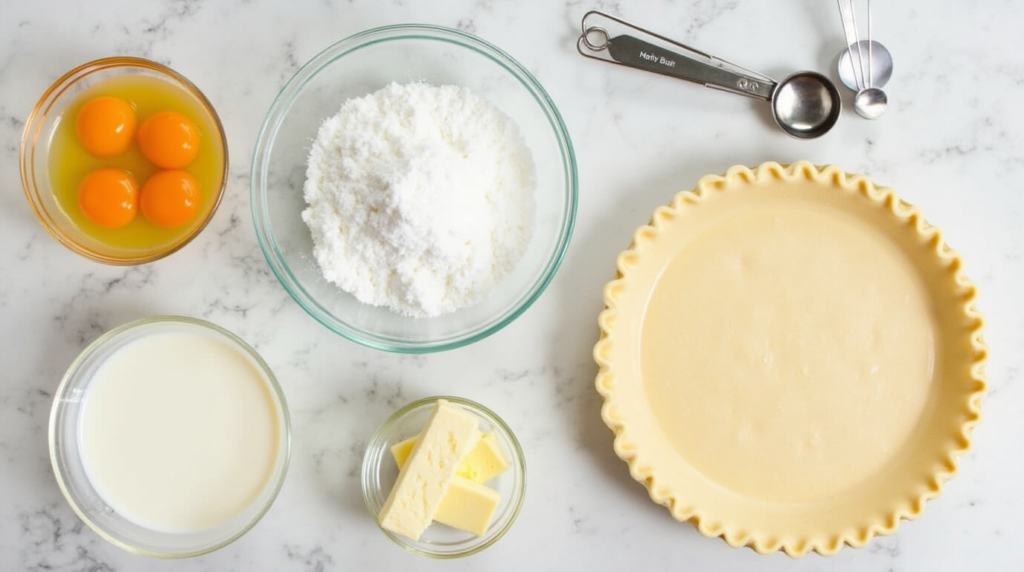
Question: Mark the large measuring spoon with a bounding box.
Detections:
[577,11,841,139]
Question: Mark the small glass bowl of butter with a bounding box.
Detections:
[361,396,526,558]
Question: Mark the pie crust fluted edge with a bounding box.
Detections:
[592,160,987,557]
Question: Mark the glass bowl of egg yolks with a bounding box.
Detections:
[21,57,228,264]
[361,396,527,558]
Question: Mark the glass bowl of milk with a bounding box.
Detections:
[48,316,291,557]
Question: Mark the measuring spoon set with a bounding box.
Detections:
[577,5,893,139]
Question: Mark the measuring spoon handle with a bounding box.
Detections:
[589,32,776,101]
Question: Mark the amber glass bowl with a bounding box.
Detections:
[20,57,228,265]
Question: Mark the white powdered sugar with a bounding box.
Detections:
[301,82,536,318]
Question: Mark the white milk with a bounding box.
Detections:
[79,331,280,532]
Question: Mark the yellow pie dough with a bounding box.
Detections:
[594,161,986,557]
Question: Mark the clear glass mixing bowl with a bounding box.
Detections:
[251,24,577,352]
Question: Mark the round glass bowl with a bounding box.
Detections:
[21,57,228,265]
[251,24,578,352]
[48,316,291,558]
[361,396,526,558]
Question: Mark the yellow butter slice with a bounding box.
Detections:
[391,430,509,483]
[460,431,510,483]
[391,428,508,536]
[378,400,480,540]
[432,476,501,536]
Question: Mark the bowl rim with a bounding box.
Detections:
[20,56,229,266]
[47,315,292,558]
[359,395,527,559]
[250,23,578,353]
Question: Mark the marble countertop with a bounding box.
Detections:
[2,0,1022,570]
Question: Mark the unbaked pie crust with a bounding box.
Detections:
[594,161,986,557]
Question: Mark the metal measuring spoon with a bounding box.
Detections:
[837,0,888,119]
[577,11,841,139]
[838,40,892,91]
[854,86,887,120]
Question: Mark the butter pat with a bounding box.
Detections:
[378,400,480,540]
[391,430,508,483]
[433,476,501,536]
[389,435,419,468]
[393,428,508,537]
[459,431,509,483]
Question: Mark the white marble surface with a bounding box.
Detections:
[2,0,1023,570]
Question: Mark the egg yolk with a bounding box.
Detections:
[141,170,200,228]
[78,168,139,229]
[75,96,137,158]
[137,111,201,169]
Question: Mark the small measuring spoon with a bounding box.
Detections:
[577,11,841,139]
[837,0,888,119]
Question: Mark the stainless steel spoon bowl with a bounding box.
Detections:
[772,72,842,138]
[838,40,892,91]
[853,87,887,119]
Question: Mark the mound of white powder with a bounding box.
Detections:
[302,82,536,318]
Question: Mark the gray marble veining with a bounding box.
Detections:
[2,0,1023,570]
